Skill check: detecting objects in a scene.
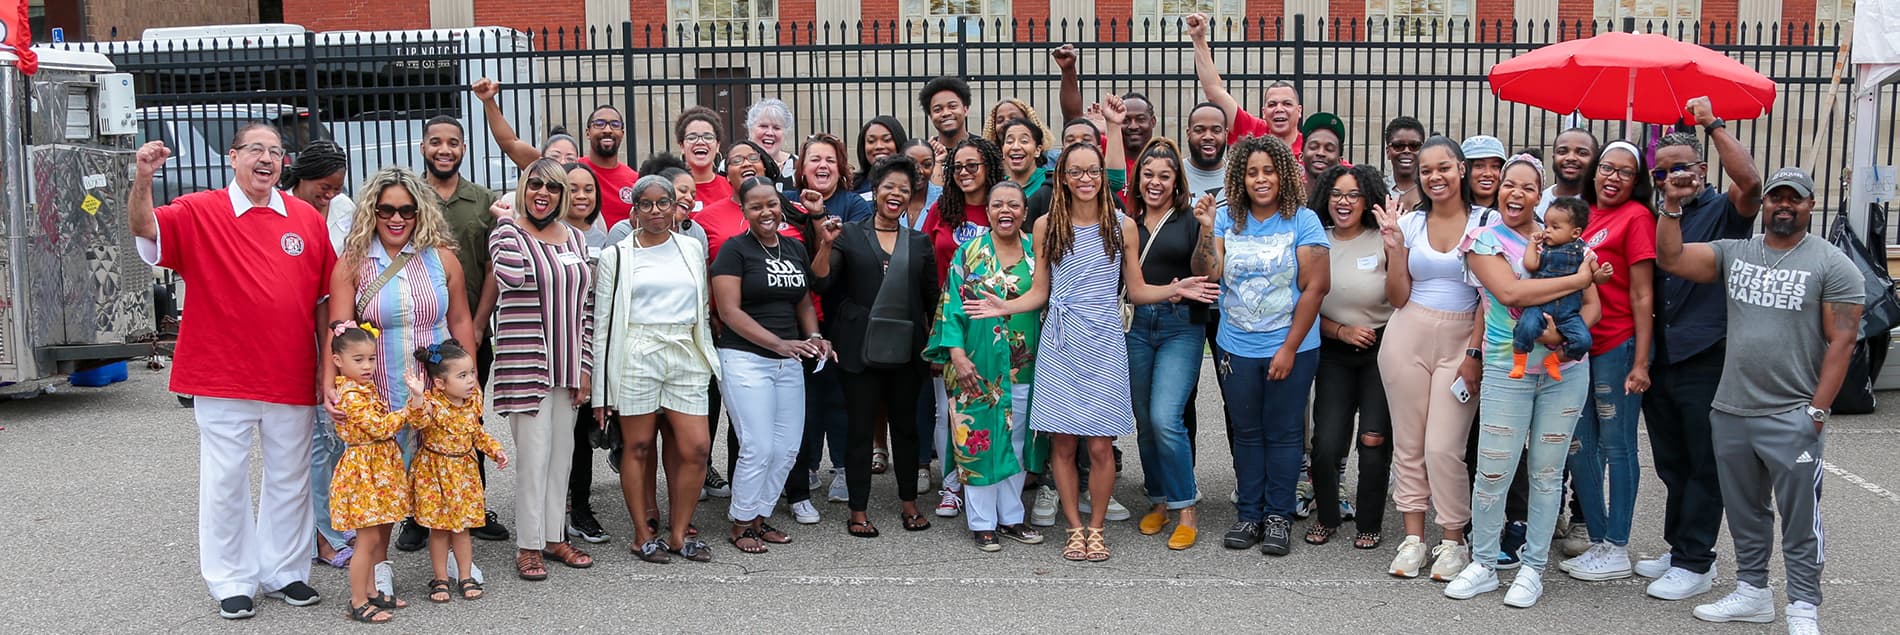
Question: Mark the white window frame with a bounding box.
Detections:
[1593,0,1700,25]
[902,0,1013,42]
[1131,0,1244,41]
[1366,0,1475,38]
[671,0,779,44]
[1814,0,1853,40]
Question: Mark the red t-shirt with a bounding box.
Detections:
[147,188,336,406]
[1582,199,1658,355]
[1229,109,1304,161]
[696,177,734,207]
[582,157,639,230]
[921,202,991,285]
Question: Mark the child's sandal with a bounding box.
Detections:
[1062,528,1089,561]
[368,592,407,610]
[346,601,392,624]
[457,578,484,600]
[426,579,452,604]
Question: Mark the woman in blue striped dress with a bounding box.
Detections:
[967,95,1218,562]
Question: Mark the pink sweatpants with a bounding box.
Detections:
[1376,304,1479,531]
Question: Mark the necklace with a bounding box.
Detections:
[759,234,784,261]
[1758,236,1803,273]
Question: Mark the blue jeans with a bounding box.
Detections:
[310,412,350,552]
[1126,303,1205,509]
[1568,338,1643,546]
[1473,363,1588,571]
[1219,348,1319,521]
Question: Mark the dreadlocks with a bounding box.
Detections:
[1042,142,1122,268]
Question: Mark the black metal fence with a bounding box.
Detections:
[65,15,1896,234]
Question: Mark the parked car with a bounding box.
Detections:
[136,103,330,204]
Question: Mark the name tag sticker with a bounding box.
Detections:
[557,252,584,266]
[1357,255,1379,271]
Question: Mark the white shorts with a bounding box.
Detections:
[612,323,713,416]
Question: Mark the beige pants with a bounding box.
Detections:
[1376,304,1478,531]
[510,389,578,550]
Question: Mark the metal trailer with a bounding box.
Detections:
[0,46,158,396]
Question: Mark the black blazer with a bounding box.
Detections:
[812,219,939,373]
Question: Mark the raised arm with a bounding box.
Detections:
[1101,94,1129,173]
[473,78,544,171]
[1190,194,1223,279]
[1687,97,1762,219]
[1053,44,1084,124]
[1374,205,1413,309]
[1186,13,1240,135]
[130,141,170,241]
[488,221,532,291]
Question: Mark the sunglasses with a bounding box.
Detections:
[950,162,984,175]
[524,177,567,193]
[1650,162,1701,182]
[374,204,419,220]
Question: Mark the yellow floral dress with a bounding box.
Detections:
[410,388,502,531]
[329,377,412,530]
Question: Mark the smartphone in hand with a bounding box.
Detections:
[1450,377,1471,404]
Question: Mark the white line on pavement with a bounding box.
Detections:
[1820,460,1900,506]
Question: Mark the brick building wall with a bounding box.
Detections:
[85,0,258,41]
[283,0,427,33]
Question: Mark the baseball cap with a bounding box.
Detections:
[1461,135,1506,161]
[1300,112,1346,147]
[1763,166,1815,198]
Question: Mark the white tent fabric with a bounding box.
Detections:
[1848,0,1900,235]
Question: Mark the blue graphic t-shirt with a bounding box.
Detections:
[1214,206,1330,357]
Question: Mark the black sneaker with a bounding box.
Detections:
[703,467,732,498]
[1497,521,1527,570]
[470,510,511,542]
[264,581,321,607]
[394,518,428,552]
[973,530,1002,552]
[1222,521,1263,550]
[218,595,255,619]
[566,509,610,544]
[1259,516,1292,556]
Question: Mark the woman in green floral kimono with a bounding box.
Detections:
[924,182,1049,552]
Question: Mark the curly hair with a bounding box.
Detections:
[344,166,456,263]
[982,98,1050,149]
[1130,137,1192,220]
[935,136,1003,228]
[1306,164,1386,229]
[992,117,1047,175]
[674,106,723,148]
[1222,135,1305,232]
[794,133,854,196]
[1042,142,1122,268]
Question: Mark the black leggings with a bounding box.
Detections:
[843,365,925,512]
[1310,337,1394,534]
[568,403,598,516]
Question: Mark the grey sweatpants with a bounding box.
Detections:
[1710,407,1826,605]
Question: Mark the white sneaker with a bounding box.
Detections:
[791,500,821,524]
[1075,496,1132,521]
[1693,582,1776,623]
[1566,543,1632,581]
[373,559,394,596]
[917,468,931,493]
[1559,522,1592,557]
[1635,552,1673,578]
[1558,542,1604,574]
[1786,601,1821,635]
[1228,489,1239,505]
[1444,562,1500,599]
[1388,535,1429,578]
[1030,485,1059,527]
[444,553,484,584]
[1647,565,1716,600]
[827,469,848,503]
[935,487,963,518]
[1430,540,1471,582]
[1503,568,1544,608]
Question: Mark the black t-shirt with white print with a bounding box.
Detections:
[710,232,811,359]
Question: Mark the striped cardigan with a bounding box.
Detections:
[487,219,594,416]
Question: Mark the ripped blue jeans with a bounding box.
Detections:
[1471,362,1589,571]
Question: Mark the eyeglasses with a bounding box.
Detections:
[1596,164,1639,181]
[1328,189,1364,202]
[374,204,419,220]
[727,154,763,166]
[632,198,676,211]
[683,132,718,143]
[589,119,625,131]
[1650,162,1702,182]
[1065,167,1105,180]
[524,177,567,193]
[1387,141,1421,153]
[233,143,287,159]
[950,162,984,175]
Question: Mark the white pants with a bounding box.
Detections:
[195,397,316,600]
[720,349,805,521]
[510,390,578,550]
[965,384,1031,531]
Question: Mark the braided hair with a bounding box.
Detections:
[935,136,1003,228]
[1042,142,1122,268]
[280,140,347,191]
[1222,135,1305,233]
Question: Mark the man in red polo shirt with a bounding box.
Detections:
[131,126,335,620]
[1187,13,1304,161]
[580,104,639,229]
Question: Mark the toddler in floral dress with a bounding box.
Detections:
[404,341,509,603]
[327,321,415,623]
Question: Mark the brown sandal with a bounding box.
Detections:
[1305,525,1336,545]
[515,550,548,580]
[1062,528,1088,561]
[730,526,769,554]
[542,542,594,568]
[1085,527,1110,562]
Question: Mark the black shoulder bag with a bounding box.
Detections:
[861,226,916,367]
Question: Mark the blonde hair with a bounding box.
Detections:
[982,98,1050,148]
[344,166,455,263]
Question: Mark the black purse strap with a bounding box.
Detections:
[867,224,912,321]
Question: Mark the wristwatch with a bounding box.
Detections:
[1806,405,1830,424]
[1465,347,1482,360]
[1703,117,1726,134]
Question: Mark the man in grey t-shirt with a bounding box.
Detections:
[1654,166,1862,633]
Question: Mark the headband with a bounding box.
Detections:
[1504,153,1545,179]
[1601,140,1642,163]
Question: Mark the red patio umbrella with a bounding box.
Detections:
[1487,31,1777,125]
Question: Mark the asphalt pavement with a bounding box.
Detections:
[3,364,1897,633]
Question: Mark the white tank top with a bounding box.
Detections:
[1399,206,1493,313]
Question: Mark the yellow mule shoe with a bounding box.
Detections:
[1167,524,1198,550]
[1139,510,1168,535]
